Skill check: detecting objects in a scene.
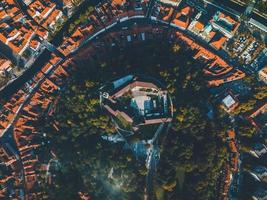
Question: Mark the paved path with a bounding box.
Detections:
[145,123,166,200]
[43,40,66,58]
[146,0,157,18]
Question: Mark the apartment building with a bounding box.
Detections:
[0,0,48,66]
[27,0,64,31]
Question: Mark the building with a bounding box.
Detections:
[171,6,191,30]
[55,0,78,17]
[259,66,267,84]
[159,0,182,7]
[100,75,173,134]
[249,103,267,132]
[0,0,50,67]
[0,56,12,77]
[210,11,240,38]
[221,93,239,113]
[252,188,267,200]
[27,0,64,31]
[210,34,227,50]
[249,18,267,34]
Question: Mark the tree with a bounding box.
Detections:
[238,121,257,138]
[172,44,181,53]
[233,99,257,115]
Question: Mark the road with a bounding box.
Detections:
[207,0,267,25]
[146,0,157,18]
[71,16,243,77]
[146,147,158,200]
[0,50,51,99]
[0,47,67,198]
[203,0,241,17]
[145,123,166,200]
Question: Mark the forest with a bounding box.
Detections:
[41,39,232,200]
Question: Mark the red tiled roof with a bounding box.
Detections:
[210,36,227,50]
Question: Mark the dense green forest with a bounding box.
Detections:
[42,40,231,200]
